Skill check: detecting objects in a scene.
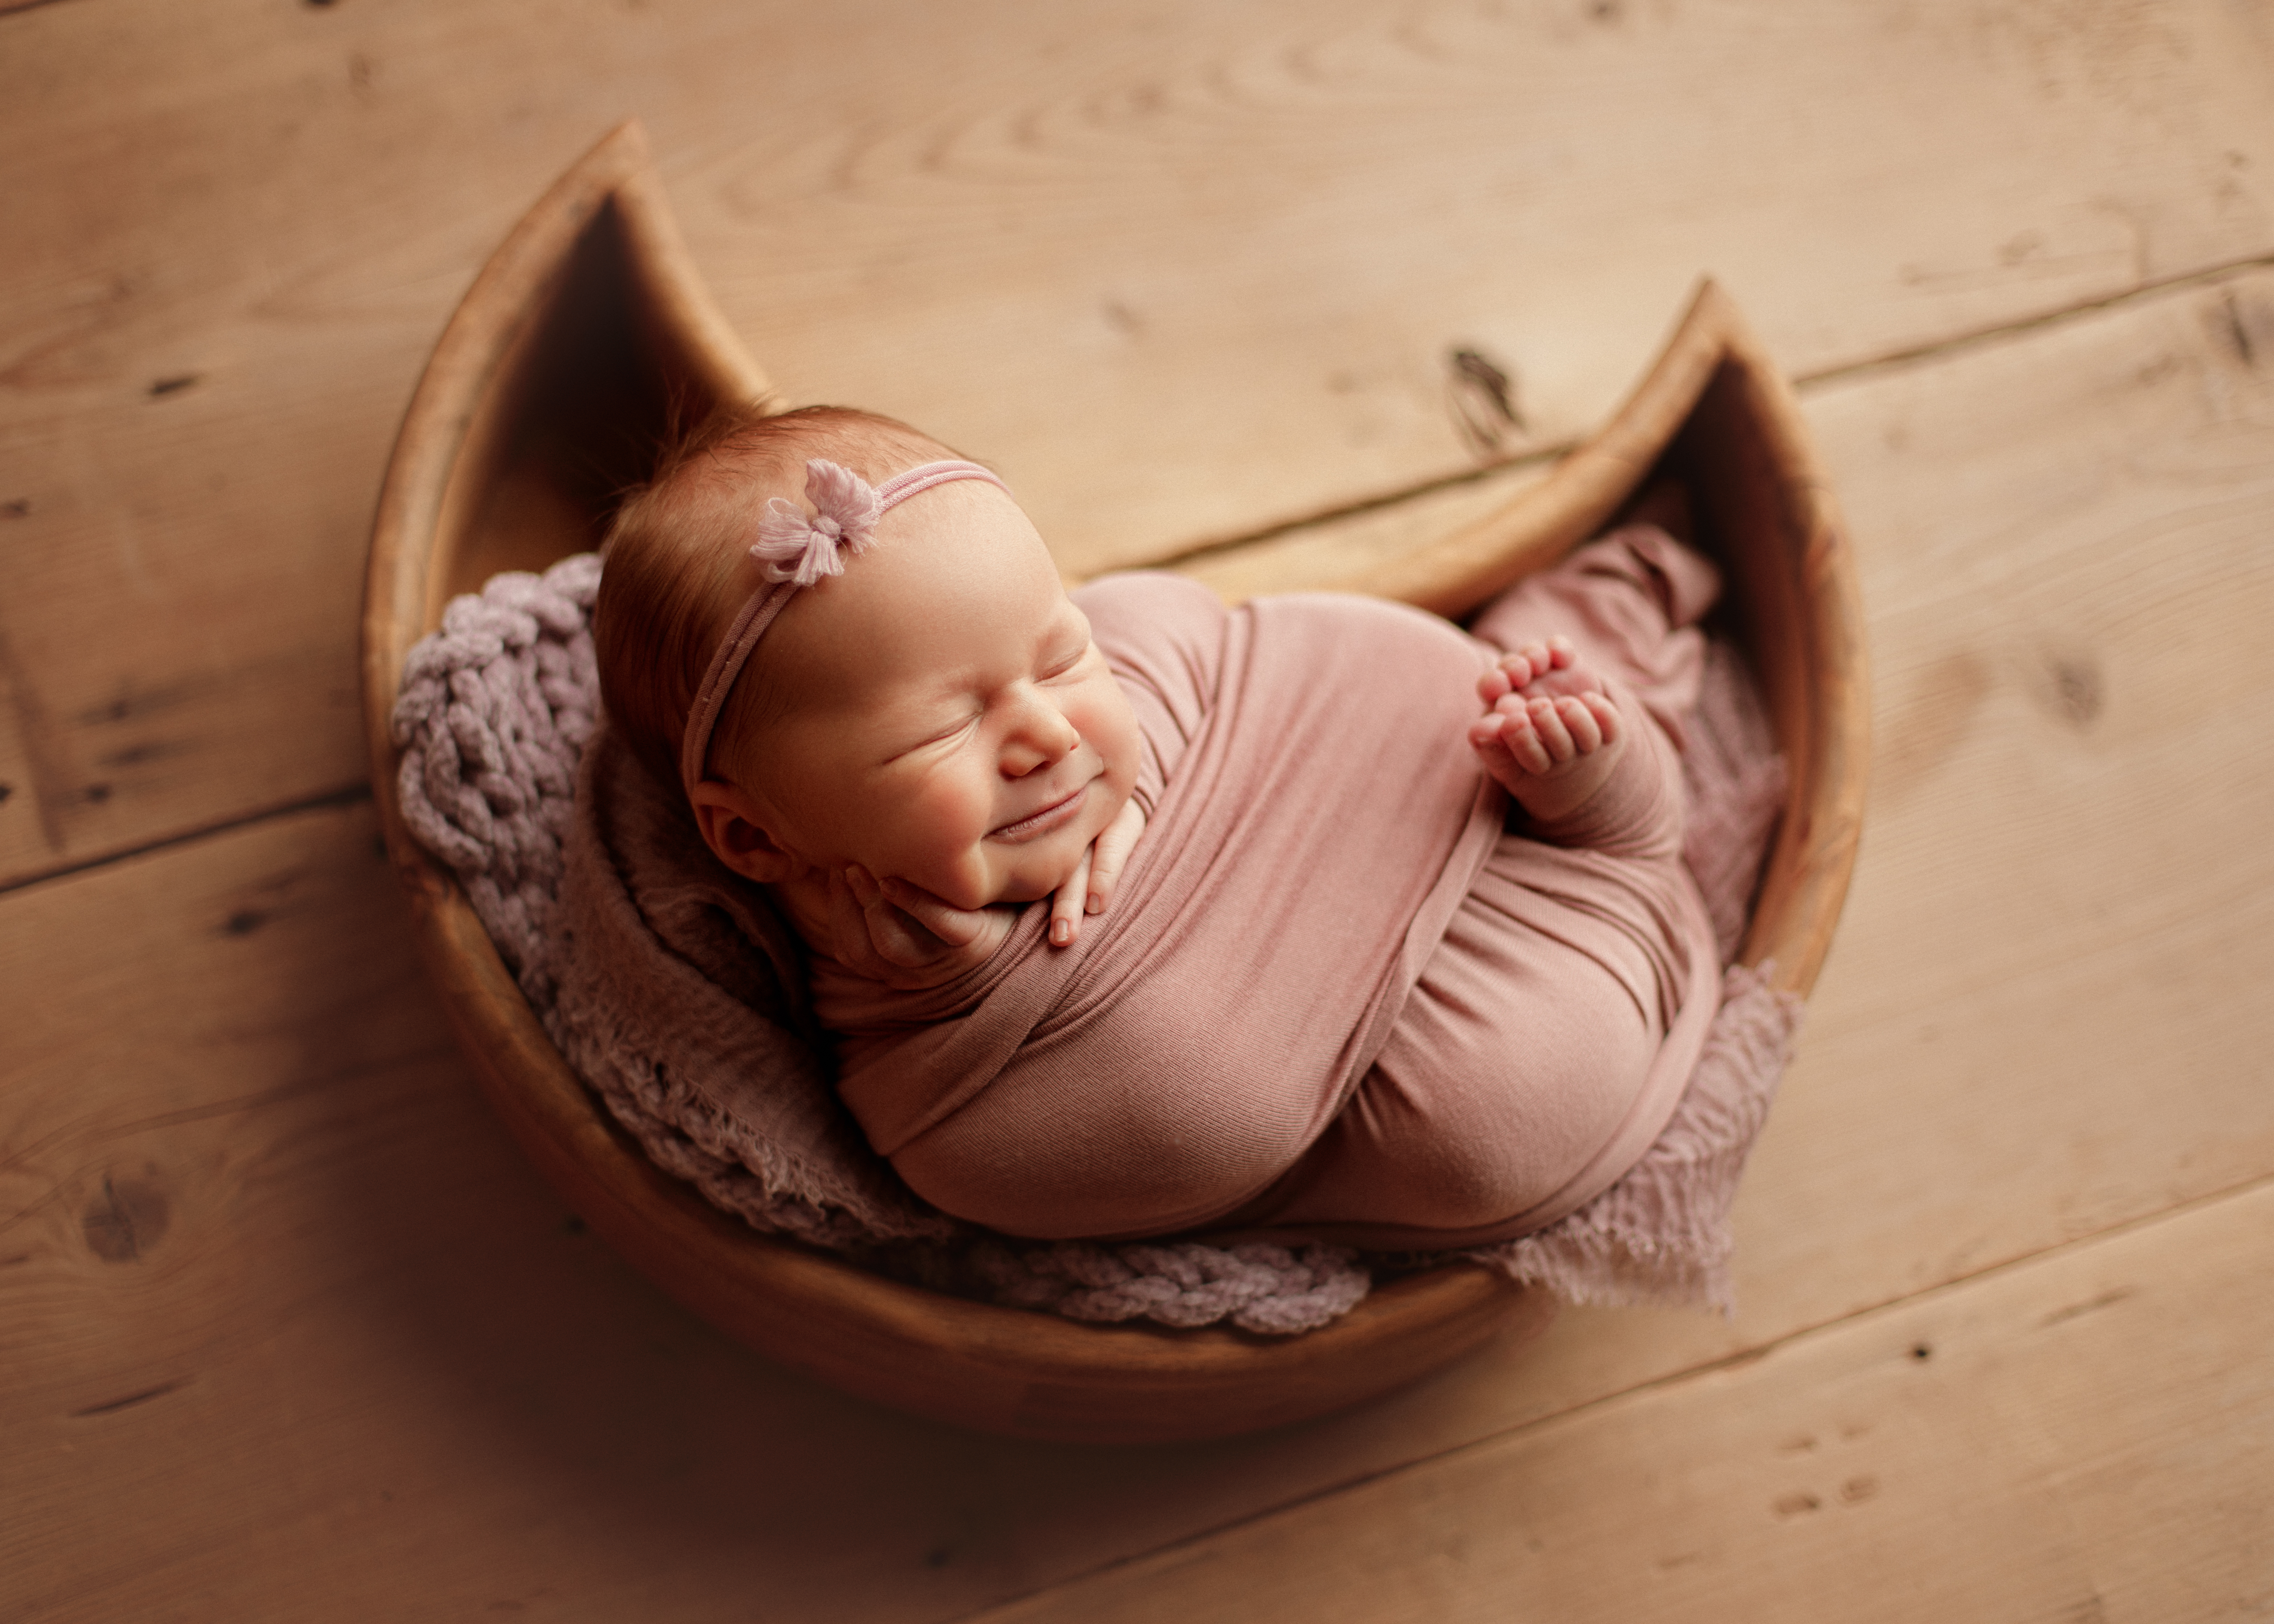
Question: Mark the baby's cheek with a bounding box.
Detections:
[947,849,1013,912]
[906,784,999,908]
[1076,680,1144,795]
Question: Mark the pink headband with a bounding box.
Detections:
[678,456,1010,797]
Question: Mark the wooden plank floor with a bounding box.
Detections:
[4,3,2271,1620]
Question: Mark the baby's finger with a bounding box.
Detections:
[1048,849,1092,947]
[1510,716,1554,774]
[1582,691,1621,743]
[1469,714,1520,774]
[1528,696,1576,762]
[1489,705,1553,774]
[825,869,889,975]
[839,866,946,968]
[1491,645,1543,692]
[1514,639,1574,688]
[1084,798,1148,915]
[875,875,989,950]
[1555,695,1602,754]
[865,900,941,969]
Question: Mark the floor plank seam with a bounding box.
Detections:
[941,1164,2274,1624]
[0,619,72,858]
[1789,249,2274,390]
[1151,249,2274,573]
[0,782,372,899]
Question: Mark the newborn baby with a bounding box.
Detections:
[595,405,1721,1248]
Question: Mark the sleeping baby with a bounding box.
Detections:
[593,404,1722,1249]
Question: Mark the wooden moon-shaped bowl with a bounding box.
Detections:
[363,121,1867,1445]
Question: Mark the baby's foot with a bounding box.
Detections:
[1469,639,1626,825]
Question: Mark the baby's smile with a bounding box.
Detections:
[990,778,1096,843]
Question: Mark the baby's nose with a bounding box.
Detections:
[1000,693,1079,776]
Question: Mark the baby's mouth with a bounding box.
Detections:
[988,782,1088,844]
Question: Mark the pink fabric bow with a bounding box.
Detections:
[751,460,883,586]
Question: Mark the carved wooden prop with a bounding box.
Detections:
[363,121,1867,1445]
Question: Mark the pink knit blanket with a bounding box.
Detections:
[392,552,1798,1333]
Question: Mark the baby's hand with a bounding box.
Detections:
[824,865,1017,991]
[1047,795,1148,948]
[1476,637,1596,706]
[1469,635,1626,825]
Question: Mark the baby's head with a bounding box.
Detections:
[596,405,1140,913]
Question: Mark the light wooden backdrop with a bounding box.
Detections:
[3,1,2271,1619]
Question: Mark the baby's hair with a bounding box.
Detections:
[594,402,962,792]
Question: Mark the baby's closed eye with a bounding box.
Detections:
[1037,637,1094,683]
[883,708,984,764]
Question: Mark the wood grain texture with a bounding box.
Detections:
[1738,266,2274,1317]
[8,3,2274,1614]
[4,0,2273,883]
[968,1180,2274,1624]
[7,265,2273,1619]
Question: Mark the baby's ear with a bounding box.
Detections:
[686,780,799,883]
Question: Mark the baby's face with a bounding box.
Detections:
[725,481,1141,912]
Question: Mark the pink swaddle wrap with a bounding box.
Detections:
[388,522,1795,1327]
[814,526,1724,1248]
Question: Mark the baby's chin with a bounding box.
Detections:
[988,871,1080,908]
[979,840,1090,907]
[973,783,1130,908]
[911,843,1075,911]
